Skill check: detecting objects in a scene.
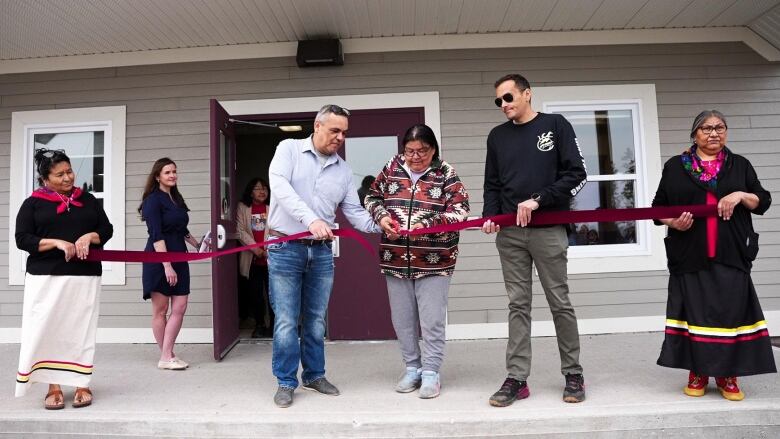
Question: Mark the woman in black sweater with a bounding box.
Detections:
[15,149,113,409]
[653,110,775,401]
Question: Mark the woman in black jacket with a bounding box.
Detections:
[653,110,775,401]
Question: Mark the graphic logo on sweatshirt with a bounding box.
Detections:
[537,131,554,151]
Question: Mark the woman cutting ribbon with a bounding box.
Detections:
[15,148,113,409]
[365,124,469,398]
[653,110,775,401]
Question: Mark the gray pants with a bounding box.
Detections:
[385,275,451,373]
[496,225,583,381]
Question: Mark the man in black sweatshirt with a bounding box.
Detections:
[482,74,587,407]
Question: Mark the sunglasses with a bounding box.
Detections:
[494,89,528,107]
[323,104,351,117]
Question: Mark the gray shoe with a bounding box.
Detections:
[302,377,340,396]
[395,367,422,393]
[419,370,440,399]
[274,386,294,408]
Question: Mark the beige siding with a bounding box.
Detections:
[1,41,779,330]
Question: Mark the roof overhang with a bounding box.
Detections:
[1,27,777,75]
[3,0,779,75]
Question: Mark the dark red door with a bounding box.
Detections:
[209,99,239,360]
[328,107,425,340]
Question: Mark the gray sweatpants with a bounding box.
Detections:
[385,275,451,373]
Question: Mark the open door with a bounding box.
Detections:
[210,99,239,360]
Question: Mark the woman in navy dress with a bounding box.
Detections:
[139,158,199,370]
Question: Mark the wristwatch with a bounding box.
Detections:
[531,193,542,203]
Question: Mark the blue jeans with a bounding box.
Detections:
[267,240,334,388]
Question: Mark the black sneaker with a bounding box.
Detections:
[302,377,340,396]
[563,373,585,403]
[274,386,294,408]
[489,377,530,407]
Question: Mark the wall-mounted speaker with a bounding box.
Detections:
[296,39,344,67]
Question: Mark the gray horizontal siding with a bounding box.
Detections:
[1,41,779,331]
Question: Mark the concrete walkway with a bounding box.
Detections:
[1,332,779,438]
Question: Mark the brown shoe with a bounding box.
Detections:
[73,387,92,408]
[44,389,64,410]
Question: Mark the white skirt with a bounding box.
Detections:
[15,274,101,397]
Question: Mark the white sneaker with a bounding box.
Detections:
[157,358,187,370]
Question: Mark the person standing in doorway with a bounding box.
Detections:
[139,158,200,371]
[237,177,274,338]
[481,74,588,406]
[267,104,380,408]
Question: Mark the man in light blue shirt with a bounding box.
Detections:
[267,104,379,408]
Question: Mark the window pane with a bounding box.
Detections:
[568,180,636,246]
[556,110,635,175]
[220,132,232,220]
[33,131,105,193]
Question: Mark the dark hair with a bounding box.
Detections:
[402,124,440,161]
[240,177,270,206]
[360,175,375,190]
[138,157,189,219]
[494,73,531,91]
[690,110,728,141]
[33,148,71,186]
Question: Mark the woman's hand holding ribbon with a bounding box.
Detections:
[379,216,401,240]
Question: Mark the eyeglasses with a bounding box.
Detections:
[403,147,432,158]
[699,125,727,135]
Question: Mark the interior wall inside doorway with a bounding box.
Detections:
[234,123,314,339]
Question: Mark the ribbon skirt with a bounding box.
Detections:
[16,275,101,396]
[658,263,776,377]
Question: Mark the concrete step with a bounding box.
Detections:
[1,333,778,438]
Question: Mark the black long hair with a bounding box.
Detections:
[240,177,271,206]
[401,124,440,161]
[138,157,189,220]
[33,148,71,186]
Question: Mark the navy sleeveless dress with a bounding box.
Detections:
[141,189,190,300]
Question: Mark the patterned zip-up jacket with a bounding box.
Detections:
[364,155,469,279]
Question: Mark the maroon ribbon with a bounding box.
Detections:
[401,204,717,235]
[85,228,374,263]
[85,204,716,263]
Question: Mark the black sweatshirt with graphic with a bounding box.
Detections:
[483,112,587,218]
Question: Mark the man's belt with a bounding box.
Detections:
[269,229,332,246]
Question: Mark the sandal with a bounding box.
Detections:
[73,387,92,408]
[44,389,65,410]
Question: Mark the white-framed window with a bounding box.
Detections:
[9,106,126,285]
[534,84,664,274]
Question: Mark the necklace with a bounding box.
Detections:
[54,191,71,212]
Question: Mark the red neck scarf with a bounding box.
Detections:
[31,187,84,214]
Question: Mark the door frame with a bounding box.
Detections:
[216,91,445,337]
[220,91,441,153]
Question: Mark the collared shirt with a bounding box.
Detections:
[268,135,379,236]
